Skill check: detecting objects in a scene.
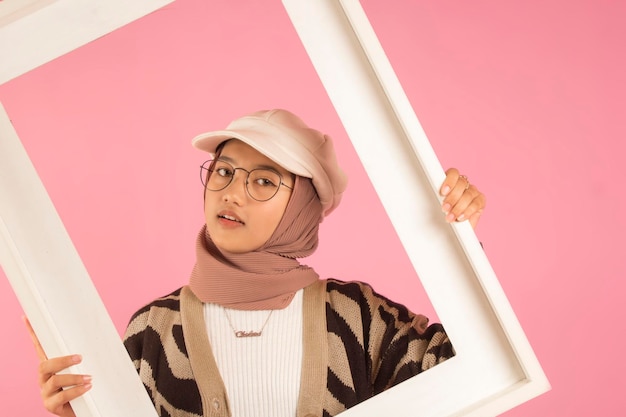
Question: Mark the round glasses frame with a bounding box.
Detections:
[200,159,294,202]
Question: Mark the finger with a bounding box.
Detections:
[453,190,486,222]
[23,316,48,362]
[444,187,477,222]
[38,357,88,417]
[469,210,483,230]
[43,382,91,417]
[41,373,92,399]
[38,355,82,387]
[450,190,486,227]
[442,176,472,216]
[440,168,460,196]
[41,375,90,397]
[440,168,486,228]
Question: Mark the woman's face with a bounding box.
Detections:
[204,140,294,253]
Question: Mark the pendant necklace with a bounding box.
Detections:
[223,309,274,338]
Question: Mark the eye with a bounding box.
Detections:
[215,165,234,177]
[249,169,280,188]
[253,177,278,188]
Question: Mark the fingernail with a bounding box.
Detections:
[456,214,465,221]
[445,213,455,222]
[72,355,82,364]
[442,203,451,214]
[441,185,451,196]
[83,375,92,383]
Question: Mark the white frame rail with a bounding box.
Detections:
[282,1,550,416]
[0,0,174,85]
[0,103,158,416]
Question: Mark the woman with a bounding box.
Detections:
[29,109,485,417]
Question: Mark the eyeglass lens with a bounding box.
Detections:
[200,160,283,201]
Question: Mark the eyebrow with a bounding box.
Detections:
[217,155,285,174]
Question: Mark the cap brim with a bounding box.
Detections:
[192,130,314,179]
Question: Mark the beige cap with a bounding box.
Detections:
[192,109,348,217]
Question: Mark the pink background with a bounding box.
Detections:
[1,0,624,415]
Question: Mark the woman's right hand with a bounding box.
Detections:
[24,317,92,417]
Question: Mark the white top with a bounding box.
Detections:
[203,289,304,417]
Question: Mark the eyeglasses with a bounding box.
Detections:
[200,159,293,202]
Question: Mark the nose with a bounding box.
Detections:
[222,169,249,203]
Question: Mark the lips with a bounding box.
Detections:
[217,211,244,225]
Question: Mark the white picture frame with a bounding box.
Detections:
[282,1,550,416]
[0,0,549,416]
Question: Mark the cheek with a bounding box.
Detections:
[258,198,290,233]
[273,194,291,220]
[258,206,283,232]
[203,192,218,215]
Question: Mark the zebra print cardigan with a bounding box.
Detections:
[123,279,454,417]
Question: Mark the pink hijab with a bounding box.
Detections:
[188,175,323,310]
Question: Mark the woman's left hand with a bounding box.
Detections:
[439,168,486,229]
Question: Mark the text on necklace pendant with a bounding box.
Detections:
[235,330,262,338]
